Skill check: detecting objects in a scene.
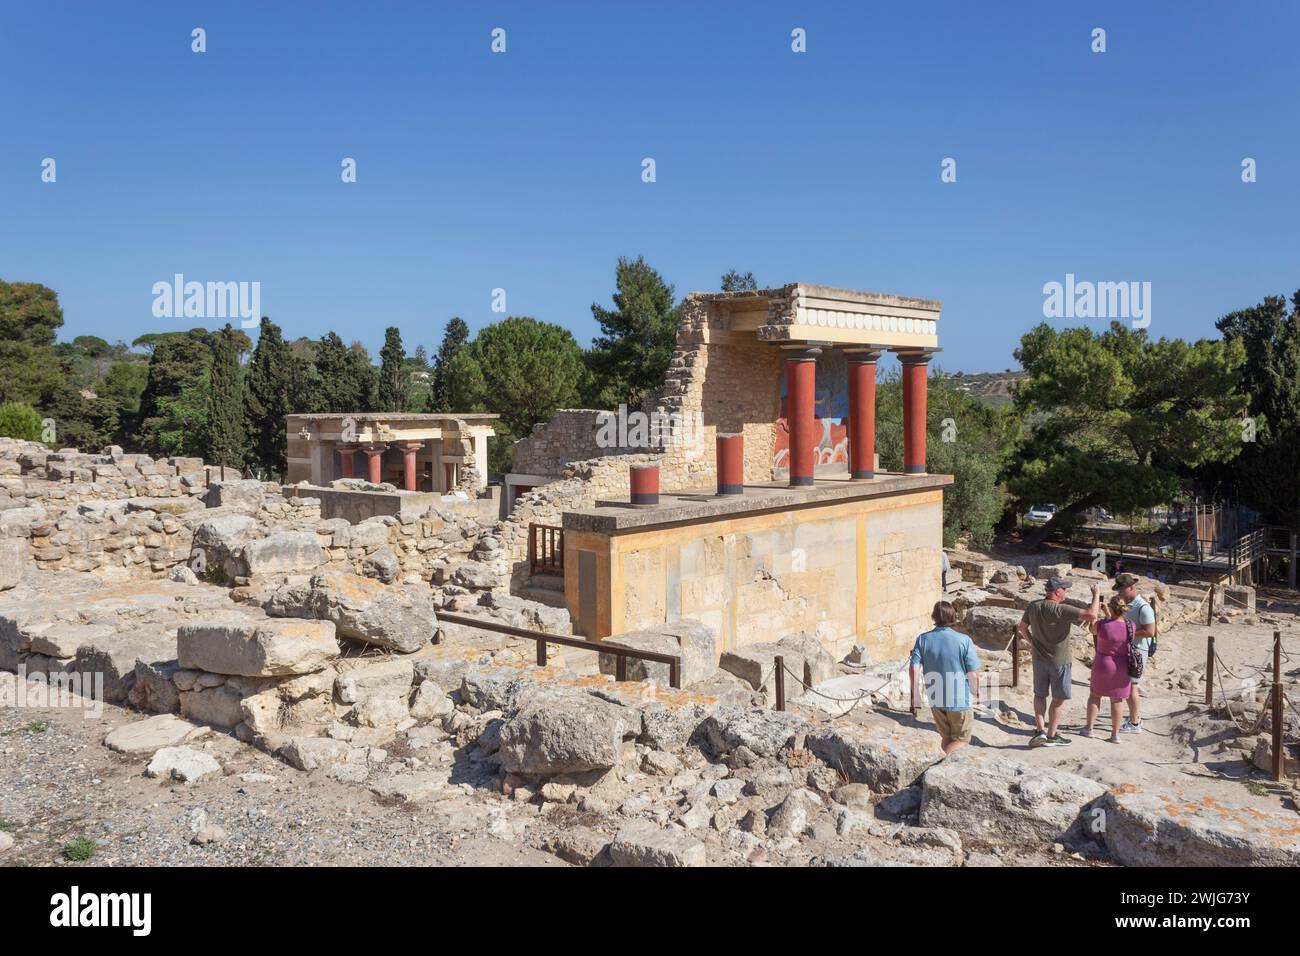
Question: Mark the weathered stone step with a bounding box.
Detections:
[518,584,567,609]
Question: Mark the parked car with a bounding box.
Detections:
[1024,504,1057,523]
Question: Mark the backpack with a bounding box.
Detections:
[1124,620,1144,679]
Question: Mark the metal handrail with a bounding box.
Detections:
[437,611,682,688]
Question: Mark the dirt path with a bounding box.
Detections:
[813,612,1300,820]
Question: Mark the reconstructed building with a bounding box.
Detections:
[285,413,496,492]
[513,283,952,661]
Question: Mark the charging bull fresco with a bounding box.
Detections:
[773,349,849,474]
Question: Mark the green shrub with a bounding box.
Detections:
[0,402,44,442]
[62,837,97,861]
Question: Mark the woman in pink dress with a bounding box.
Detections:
[1083,596,1134,742]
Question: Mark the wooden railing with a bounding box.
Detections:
[437,612,681,688]
[1063,525,1268,575]
[528,522,564,576]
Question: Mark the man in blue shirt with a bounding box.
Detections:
[1113,572,1156,734]
[909,601,982,754]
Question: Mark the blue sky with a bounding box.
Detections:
[2,1,1296,372]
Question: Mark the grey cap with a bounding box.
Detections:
[1045,576,1071,592]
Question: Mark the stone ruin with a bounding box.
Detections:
[3,433,1299,865]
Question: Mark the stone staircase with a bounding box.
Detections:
[518,571,566,610]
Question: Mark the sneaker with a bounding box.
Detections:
[1119,720,1143,734]
[1078,726,1094,738]
[1108,736,1121,744]
[1043,734,1073,747]
[1029,731,1049,748]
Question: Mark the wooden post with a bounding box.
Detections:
[1204,635,1215,706]
[1012,626,1020,689]
[1272,631,1284,782]
[774,655,785,712]
[1207,582,1215,625]
[1289,532,1297,590]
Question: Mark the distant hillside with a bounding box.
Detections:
[944,370,1025,407]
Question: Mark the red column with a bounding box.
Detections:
[900,352,932,474]
[336,443,357,479]
[630,464,660,505]
[399,442,423,491]
[362,444,387,484]
[785,348,819,487]
[846,349,880,479]
[716,433,744,495]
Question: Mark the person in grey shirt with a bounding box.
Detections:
[1016,576,1101,747]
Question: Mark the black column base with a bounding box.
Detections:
[789,476,814,487]
[851,470,874,480]
[904,465,926,474]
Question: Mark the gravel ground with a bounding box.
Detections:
[1,683,1095,868]
[0,696,565,867]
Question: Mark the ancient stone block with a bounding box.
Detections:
[177,619,339,677]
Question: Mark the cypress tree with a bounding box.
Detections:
[245,317,294,475]
[346,341,378,412]
[377,326,406,411]
[431,317,469,411]
[205,323,246,468]
[313,332,352,412]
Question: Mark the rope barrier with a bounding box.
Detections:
[1212,655,1251,733]
[1211,651,1271,735]
[777,662,897,717]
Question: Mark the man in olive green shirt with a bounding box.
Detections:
[1016,576,1101,747]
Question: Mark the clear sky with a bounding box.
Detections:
[2,1,1296,372]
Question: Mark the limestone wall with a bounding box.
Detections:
[0,438,487,587]
[509,289,794,500]
[641,291,788,490]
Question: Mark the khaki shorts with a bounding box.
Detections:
[932,707,974,744]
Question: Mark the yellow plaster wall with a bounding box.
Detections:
[564,488,943,661]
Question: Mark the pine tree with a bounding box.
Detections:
[431,317,469,412]
[205,324,246,468]
[377,326,407,411]
[245,317,294,475]
[585,256,681,408]
[720,269,758,292]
